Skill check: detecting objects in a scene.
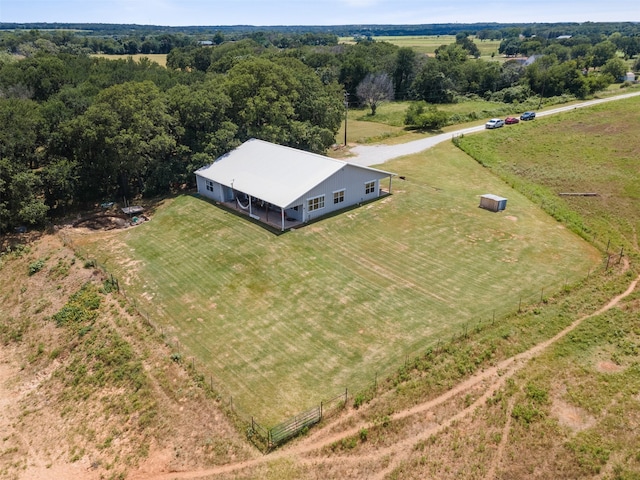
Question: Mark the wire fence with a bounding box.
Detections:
[57,229,625,452]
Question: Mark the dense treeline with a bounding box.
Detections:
[0,24,638,233]
[0,27,338,56]
[3,21,640,39]
[0,48,344,232]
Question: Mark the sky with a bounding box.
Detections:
[0,0,638,26]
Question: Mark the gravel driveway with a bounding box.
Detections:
[347,91,640,167]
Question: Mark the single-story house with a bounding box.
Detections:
[195,139,395,231]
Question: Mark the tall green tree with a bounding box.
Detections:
[67,81,178,200]
[393,47,417,100]
[224,57,341,152]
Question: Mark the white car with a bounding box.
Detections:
[485,118,505,129]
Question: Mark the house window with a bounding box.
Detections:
[205,180,214,192]
[308,195,325,212]
[365,181,376,195]
[333,189,345,204]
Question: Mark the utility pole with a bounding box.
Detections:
[344,92,349,146]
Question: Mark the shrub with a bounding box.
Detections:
[404,101,449,130]
[28,259,46,276]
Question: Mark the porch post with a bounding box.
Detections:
[281,208,285,231]
[249,195,252,217]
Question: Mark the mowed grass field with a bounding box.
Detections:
[71,138,600,424]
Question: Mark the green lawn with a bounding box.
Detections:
[74,140,599,425]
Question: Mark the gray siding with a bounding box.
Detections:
[289,165,388,222]
[196,174,225,202]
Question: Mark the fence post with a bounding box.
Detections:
[618,247,624,264]
[518,296,522,313]
[320,401,323,419]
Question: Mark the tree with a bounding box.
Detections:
[41,157,79,215]
[0,158,48,232]
[0,98,43,169]
[455,33,481,58]
[67,81,178,200]
[393,47,417,100]
[411,59,455,104]
[356,72,394,116]
[601,57,627,82]
[499,38,523,57]
[223,56,341,152]
[591,40,617,67]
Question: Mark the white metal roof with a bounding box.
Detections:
[195,139,393,208]
[480,194,507,201]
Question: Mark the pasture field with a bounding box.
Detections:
[338,99,528,145]
[456,94,640,253]
[70,139,599,424]
[91,53,168,66]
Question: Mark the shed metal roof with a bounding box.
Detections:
[195,139,393,208]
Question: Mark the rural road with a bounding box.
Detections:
[347,90,640,167]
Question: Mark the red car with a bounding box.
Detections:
[505,116,520,125]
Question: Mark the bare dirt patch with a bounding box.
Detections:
[596,360,623,373]
[551,398,596,432]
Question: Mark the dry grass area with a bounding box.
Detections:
[0,234,256,480]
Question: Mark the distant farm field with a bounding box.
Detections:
[92,53,168,66]
[340,35,501,58]
[71,139,600,424]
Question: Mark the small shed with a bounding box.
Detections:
[624,72,636,82]
[479,194,507,212]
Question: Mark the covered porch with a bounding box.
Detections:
[222,193,304,232]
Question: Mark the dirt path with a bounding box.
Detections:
[484,397,516,480]
[130,263,640,480]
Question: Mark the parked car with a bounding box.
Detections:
[485,118,505,129]
[505,116,519,125]
[520,111,536,121]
